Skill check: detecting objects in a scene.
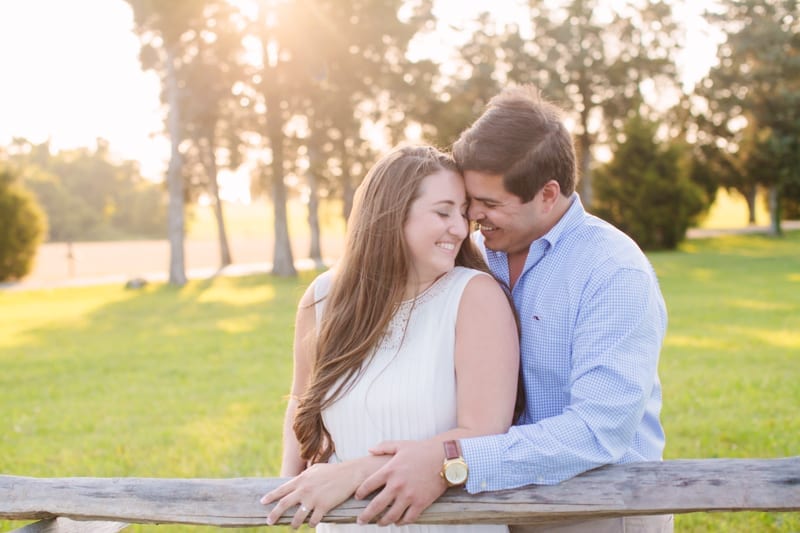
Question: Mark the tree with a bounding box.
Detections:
[248,1,298,277]
[593,116,706,250]
[5,138,166,242]
[22,168,95,242]
[0,166,47,282]
[691,113,759,224]
[126,0,209,285]
[241,0,436,274]
[419,13,504,149]
[179,1,247,269]
[503,0,681,208]
[294,0,437,246]
[696,0,800,234]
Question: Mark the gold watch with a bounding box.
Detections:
[440,440,468,487]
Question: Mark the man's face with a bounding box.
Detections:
[464,170,546,255]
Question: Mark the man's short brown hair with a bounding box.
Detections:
[453,86,577,202]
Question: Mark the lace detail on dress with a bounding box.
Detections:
[376,269,459,352]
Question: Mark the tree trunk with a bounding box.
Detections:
[201,134,232,268]
[264,85,296,277]
[339,136,354,224]
[768,184,782,236]
[165,45,187,286]
[306,131,324,268]
[745,186,757,225]
[256,10,296,278]
[66,242,75,278]
[578,132,593,209]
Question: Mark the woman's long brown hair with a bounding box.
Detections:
[293,145,490,464]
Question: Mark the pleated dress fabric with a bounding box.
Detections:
[312,266,507,532]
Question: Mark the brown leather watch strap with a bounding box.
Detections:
[443,440,460,460]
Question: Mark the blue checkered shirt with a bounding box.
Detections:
[461,193,667,492]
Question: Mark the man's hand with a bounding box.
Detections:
[354,439,448,526]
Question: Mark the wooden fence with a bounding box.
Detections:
[2,457,799,531]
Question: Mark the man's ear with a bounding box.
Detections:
[539,180,562,210]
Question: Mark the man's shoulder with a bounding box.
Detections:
[561,215,654,276]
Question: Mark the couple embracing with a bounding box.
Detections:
[261,86,672,533]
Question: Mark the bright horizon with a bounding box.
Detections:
[0,0,167,177]
[0,0,721,200]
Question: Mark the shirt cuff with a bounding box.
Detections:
[460,433,506,494]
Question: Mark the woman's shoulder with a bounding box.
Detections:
[438,267,507,311]
[452,265,491,280]
[312,269,334,298]
[452,266,499,287]
[455,270,516,335]
[298,269,335,308]
[452,266,509,301]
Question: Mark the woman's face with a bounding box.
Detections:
[403,169,469,296]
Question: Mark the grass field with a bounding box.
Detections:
[2,231,799,532]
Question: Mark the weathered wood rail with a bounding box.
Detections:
[2,457,799,529]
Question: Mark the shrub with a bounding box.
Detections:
[0,166,48,282]
[593,116,707,250]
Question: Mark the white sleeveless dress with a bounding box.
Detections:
[312,266,508,532]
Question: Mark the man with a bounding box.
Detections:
[354,86,672,532]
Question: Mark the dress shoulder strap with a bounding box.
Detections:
[312,270,333,325]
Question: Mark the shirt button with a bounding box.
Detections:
[480,481,487,489]
[536,476,544,483]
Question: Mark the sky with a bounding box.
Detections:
[0,0,721,197]
[0,0,166,178]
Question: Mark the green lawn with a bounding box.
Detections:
[2,232,799,532]
[0,274,313,533]
[650,231,800,532]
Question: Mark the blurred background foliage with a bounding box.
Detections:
[1,0,798,283]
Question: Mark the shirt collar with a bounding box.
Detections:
[538,192,584,249]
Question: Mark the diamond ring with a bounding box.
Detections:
[300,505,309,512]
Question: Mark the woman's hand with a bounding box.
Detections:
[261,456,387,528]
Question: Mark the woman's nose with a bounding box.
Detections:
[467,201,483,221]
[451,215,468,239]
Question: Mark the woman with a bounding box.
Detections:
[261,145,519,531]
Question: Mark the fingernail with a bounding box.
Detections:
[266,517,274,525]
[260,497,267,504]
[356,519,364,525]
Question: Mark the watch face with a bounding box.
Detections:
[445,462,468,484]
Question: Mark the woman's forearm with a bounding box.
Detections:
[280,398,306,477]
